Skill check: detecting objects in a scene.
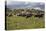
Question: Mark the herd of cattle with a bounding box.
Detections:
[6,12,44,18]
[16,13,44,18]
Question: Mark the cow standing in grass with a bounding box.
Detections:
[26,12,33,18]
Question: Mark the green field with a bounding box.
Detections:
[6,15,45,30]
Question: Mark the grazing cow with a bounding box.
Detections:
[25,12,33,18]
[34,14,44,18]
[26,13,33,18]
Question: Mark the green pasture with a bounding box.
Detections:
[6,16,45,30]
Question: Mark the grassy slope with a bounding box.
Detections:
[6,16,45,30]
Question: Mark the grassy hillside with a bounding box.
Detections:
[6,15,45,30]
[5,8,45,30]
